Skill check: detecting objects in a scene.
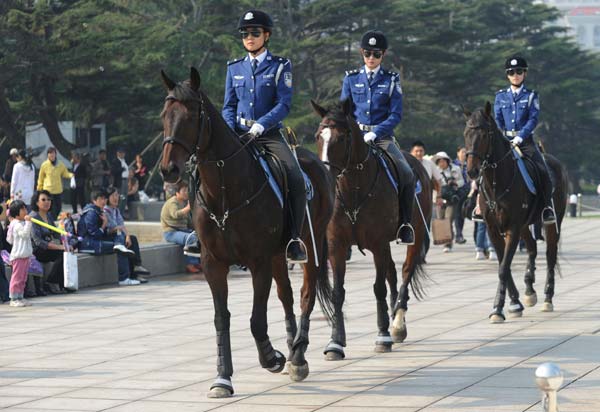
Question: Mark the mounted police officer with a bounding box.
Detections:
[222,9,307,263]
[493,55,556,224]
[340,30,415,244]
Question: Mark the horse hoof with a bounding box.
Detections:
[207,387,232,399]
[541,302,554,312]
[374,344,392,353]
[289,362,309,382]
[280,360,291,375]
[325,351,344,361]
[490,314,505,323]
[391,326,407,343]
[523,293,537,307]
[508,310,523,318]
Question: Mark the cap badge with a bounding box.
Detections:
[511,59,517,66]
[244,12,253,20]
[369,37,377,46]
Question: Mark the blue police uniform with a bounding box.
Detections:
[222,51,306,239]
[340,66,415,227]
[493,85,553,214]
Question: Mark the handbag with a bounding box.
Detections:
[63,251,79,290]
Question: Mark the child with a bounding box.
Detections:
[6,200,33,307]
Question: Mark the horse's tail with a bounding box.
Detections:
[316,238,334,325]
[410,238,430,300]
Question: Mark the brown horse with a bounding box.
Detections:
[159,68,334,398]
[311,99,431,358]
[464,103,567,323]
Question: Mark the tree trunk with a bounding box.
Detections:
[0,83,24,148]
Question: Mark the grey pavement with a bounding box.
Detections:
[1,217,599,411]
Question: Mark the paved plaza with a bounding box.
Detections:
[1,218,599,411]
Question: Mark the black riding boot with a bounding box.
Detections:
[522,141,555,225]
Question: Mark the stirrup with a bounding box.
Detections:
[286,238,308,264]
[395,224,415,245]
[542,206,556,225]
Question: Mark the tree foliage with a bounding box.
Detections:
[1,0,599,185]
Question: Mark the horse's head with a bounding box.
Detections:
[311,99,362,168]
[463,101,496,179]
[159,67,206,183]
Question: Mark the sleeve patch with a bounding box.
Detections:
[284,72,292,88]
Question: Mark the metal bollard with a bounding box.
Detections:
[535,362,563,412]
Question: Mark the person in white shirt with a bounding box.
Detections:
[6,200,33,307]
[410,141,442,207]
[10,150,35,208]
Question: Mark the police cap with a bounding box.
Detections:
[505,55,528,70]
[360,30,388,51]
[238,10,273,32]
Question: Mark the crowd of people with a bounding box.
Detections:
[1,146,154,308]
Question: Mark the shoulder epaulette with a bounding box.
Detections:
[496,88,505,94]
[345,69,360,76]
[227,57,244,66]
[389,71,400,78]
[270,55,290,65]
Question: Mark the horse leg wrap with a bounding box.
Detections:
[375,331,393,346]
[210,376,234,395]
[255,339,285,372]
[285,316,298,353]
[544,276,555,300]
[216,330,233,378]
[323,340,345,358]
[393,284,409,314]
[291,315,310,364]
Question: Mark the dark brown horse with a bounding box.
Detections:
[464,103,567,323]
[311,99,431,358]
[159,68,334,398]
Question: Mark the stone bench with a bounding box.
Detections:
[128,201,164,221]
[3,243,187,289]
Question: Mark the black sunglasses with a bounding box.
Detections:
[506,68,525,76]
[240,30,263,39]
[363,50,383,59]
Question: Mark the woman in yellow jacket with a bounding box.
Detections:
[37,147,73,217]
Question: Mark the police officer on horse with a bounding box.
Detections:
[222,9,307,263]
[341,30,415,244]
[493,56,556,224]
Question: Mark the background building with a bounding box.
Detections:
[540,0,600,50]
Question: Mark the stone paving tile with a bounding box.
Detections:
[0,218,599,410]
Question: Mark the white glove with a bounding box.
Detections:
[249,123,264,137]
[510,136,523,146]
[363,132,377,143]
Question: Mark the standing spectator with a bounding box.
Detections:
[78,190,139,286]
[70,152,87,214]
[2,148,18,200]
[127,167,139,204]
[10,150,35,209]
[133,154,148,188]
[104,186,150,282]
[6,200,33,307]
[160,181,201,273]
[110,148,129,214]
[569,193,578,218]
[30,190,68,294]
[433,151,465,253]
[452,146,469,244]
[91,150,111,190]
[37,147,73,218]
[0,203,10,303]
[475,221,497,261]
[410,141,443,207]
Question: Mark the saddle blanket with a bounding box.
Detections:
[512,148,536,195]
[257,153,313,208]
[376,151,422,195]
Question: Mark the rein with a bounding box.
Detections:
[163,87,268,231]
[466,120,517,211]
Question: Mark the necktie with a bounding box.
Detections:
[368,71,374,84]
[252,59,258,73]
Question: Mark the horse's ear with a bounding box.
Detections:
[484,101,492,117]
[341,98,352,116]
[190,67,201,91]
[310,99,327,118]
[462,105,471,120]
[160,70,176,90]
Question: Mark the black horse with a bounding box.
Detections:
[311,99,431,357]
[464,103,567,323]
[159,68,334,397]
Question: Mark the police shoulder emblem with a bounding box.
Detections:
[244,12,253,20]
[284,72,292,88]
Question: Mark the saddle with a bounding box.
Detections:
[375,147,422,195]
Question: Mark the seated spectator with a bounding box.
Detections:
[160,181,201,273]
[127,168,139,214]
[30,190,68,294]
[433,151,465,253]
[104,186,150,283]
[78,190,140,286]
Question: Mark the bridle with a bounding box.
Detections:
[161,86,267,231]
[465,116,517,211]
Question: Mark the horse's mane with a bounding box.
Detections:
[324,102,350,126]
[171,80,201,103]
